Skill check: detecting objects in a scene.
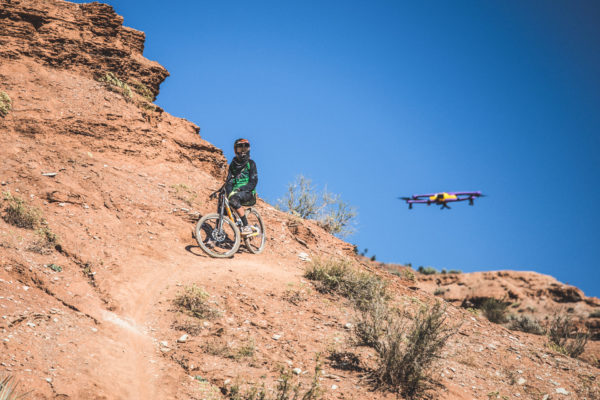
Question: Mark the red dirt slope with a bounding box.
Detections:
[1,1,598,399]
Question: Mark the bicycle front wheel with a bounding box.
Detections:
[195,213,241,258]
[244,208,266,254]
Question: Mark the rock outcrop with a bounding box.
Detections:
[0,0,168,97]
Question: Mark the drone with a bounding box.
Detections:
[399,191,484,209]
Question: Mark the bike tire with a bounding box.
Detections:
[244,208,266,254]
[195,213,241,258]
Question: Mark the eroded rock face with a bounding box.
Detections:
[414,269,600,338]
[0,0,168,98]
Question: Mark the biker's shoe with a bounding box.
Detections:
[240,225,253,236]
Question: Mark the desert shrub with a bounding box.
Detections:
[417,266,438,275]
[548,315,589,358]
[0,374,28,399]
[354,293,391,348]
[433,288,446,296]
[508,315,545,335]
[226,359,322,400]
[480,298,510,324]
[131,81,154,102]
[304,258,387,311]
[277,175,357,238]
[99,72,133,101]
[0,91,11,118]
[401,269,416,281]
[28,225,59,254]
[2,192,41,229]
[448,269,462,274]
[173,285,219,320]
[364,302,456,399]
[589,310,600,318]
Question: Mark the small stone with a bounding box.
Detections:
[46,378,52,383]
[487,343,497,350]
[542,395,549,400]
[344,323,353,330]
[160,347,171,353]
[26,322,36,328]
[331,385,338,390]
[292,368,302,375]
[272,334,282,341]
[517,378,526,385]
[298,252,311,262]
[91,327,98,333]
[160,341,169,347]
[177,334,189,343]
[555,388,569,395]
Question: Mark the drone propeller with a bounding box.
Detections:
[398,197,411,201]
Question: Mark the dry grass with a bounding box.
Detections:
[2,192,41,229]
[226,359,322,400]
[0,374,28,400]
[173,285,220,320]
[304,258,387,312]
[0,91,11,118]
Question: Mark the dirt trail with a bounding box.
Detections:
[1,1,598,398]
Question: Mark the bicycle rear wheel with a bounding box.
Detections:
[195,213,241,258]
[243,208,265,254]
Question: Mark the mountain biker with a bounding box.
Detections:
[225,138,258,235]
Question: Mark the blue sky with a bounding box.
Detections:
[73,1,600,297]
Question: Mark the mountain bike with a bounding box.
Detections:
[195,186,265,258]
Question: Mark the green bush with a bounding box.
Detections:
[480,298,510,324]
[2,192,41,229]
[131,81,154,102]
[173,285,219,320]
[99,72,133,101]
[278,175,357,238]
[548,315,589,358]
[417,266,438,275]
[0,91,11,118]
[508,315,545,335]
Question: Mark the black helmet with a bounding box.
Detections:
[234,138,250,163]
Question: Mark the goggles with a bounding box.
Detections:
[235,143,250,150]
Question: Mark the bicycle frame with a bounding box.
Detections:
[215,190,233,229]
[214,189,261,238]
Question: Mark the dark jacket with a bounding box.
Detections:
[225,158,258,195]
